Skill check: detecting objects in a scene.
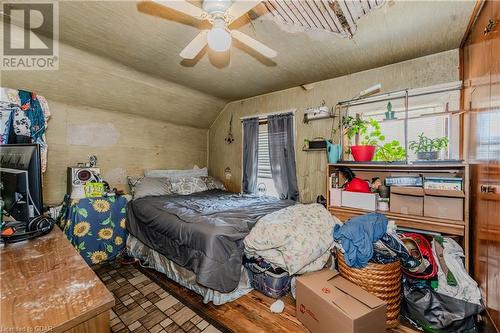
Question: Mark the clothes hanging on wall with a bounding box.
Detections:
[0,87,50,172]
[0,102,15,144]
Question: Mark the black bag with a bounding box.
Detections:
[401,277,483,333]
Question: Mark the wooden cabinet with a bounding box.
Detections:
[326,163,470,266]
[462,0,500,329]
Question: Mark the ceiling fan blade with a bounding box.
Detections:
[151,0,207,19]
[231,30,277,58]
[180,30,208,59]
[226,0,262,24]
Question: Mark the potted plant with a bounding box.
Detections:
[343,116,407,162]
[343,116,376,161]
[409,132,448,160]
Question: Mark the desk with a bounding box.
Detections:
[0,227,115,333]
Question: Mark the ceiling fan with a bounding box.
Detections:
[139,0,277,60]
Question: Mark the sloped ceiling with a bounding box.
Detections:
[1,1,475,129]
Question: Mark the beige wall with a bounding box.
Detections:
[43,100,207,204]
[208,49,460,203]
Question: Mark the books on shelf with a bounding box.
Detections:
[424,177,463,191]
[385,176,423,187]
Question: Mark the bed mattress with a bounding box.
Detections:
[126,235,253,305]
[126,190,293,293]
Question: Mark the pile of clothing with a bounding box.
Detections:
[333,213,483,333]
[0,88,50,172]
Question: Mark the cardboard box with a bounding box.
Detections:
[330,188,342,207]
[390,186,424,216]
[296,269,386,333]
[341,191,377,211]
[424,189,464,221]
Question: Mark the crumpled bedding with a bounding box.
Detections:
[243,203,340,275]
[126,190,293,293]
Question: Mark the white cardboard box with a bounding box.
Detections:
[329,188,342,207]
[341,191,377,211]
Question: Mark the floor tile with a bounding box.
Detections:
[94,262,213,333]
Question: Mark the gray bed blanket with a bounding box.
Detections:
[126,190,293,292]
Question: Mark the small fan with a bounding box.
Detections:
[138,0,277,60]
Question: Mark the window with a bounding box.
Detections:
[345,85,461,161]
[257,123,278,197]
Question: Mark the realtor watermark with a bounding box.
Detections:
[1,1,59,70]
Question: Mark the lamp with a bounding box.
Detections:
[358,83,382,98]
[207,18,231,52]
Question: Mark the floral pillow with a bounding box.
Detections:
[171,177,208,195]
[200,176,226,191]
[127,176,173,199]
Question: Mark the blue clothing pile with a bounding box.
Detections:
[333,213,388,268]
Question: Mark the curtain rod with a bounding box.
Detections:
[240,108,297,121]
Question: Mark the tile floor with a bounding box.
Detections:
[93,261,222,333]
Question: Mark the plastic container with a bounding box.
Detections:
[244,257,291,298]
[351,145,376,161]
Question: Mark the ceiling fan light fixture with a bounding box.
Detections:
[207,27,231,52]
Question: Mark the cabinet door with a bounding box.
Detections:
[485,1,500,326]
[467,0,500,330]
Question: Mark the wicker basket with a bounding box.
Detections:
[336,251,402,328]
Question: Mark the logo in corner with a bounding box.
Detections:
[1,1,59,70]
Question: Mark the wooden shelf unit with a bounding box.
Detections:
[326,162,471,267]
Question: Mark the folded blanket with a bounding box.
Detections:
[244,204,340,275]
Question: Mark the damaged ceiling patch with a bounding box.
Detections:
[262,0,385,38]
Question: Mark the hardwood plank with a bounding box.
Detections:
[138,264,419,333]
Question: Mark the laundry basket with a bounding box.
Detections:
[336,251,402,328]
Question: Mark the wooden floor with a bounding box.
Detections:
[138,264,419,333]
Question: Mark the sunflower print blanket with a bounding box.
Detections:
[61,195,128,265]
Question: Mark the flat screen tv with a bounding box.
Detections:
[0,144,43,221]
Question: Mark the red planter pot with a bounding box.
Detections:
[351,145,376,162]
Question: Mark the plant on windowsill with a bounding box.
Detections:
[343,115,376,161]
[409,132,448,160]
[343,116,406,162]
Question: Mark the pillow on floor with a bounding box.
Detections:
[129,177,173,199]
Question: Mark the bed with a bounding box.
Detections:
[126,189,294,296]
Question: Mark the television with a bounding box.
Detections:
[0,144,43,222]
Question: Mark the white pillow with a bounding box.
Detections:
[145,167,208,179]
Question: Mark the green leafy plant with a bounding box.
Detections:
[343,115,406,161]
[342,116,368,142]
[374,140,406,161]
[409,133,448,153]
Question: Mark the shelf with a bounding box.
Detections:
[303,148,326,152]
[328,162,467,169]
[329,206,465,236]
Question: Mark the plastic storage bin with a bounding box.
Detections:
[244,257,291,298]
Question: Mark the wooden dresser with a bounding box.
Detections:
[0,227,115,333]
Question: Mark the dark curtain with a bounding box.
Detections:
[242,117,259,194]
[267,113,299,200]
